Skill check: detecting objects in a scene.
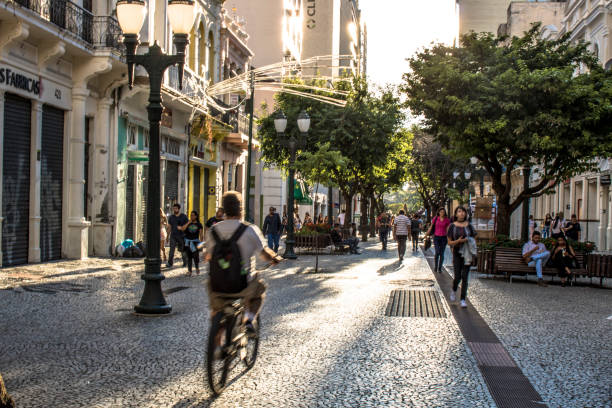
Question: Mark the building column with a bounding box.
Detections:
[28,101,42,262]
[91,97,113,255]
[580,178,587,221]
[597,179,606,250]
[569,178,576,216]
[66,87,90,259]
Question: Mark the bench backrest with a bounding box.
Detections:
[495,246,585,267]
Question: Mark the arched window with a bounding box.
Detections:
[198,23,206,76]
[208,30,215,83]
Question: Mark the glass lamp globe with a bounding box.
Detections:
[274,111,287,133]
[168,0,196,35]
[464,172,472,179]
[116,0,147,35]
[297,110,311,133]
[470,157,478,165]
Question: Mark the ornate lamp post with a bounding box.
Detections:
[274,110,310,259]
[116,0,196,314]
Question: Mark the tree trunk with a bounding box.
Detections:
[359,195,369,242]
[496,199,511,237]
[369,195,376,236]
[0,373,15,408]
[343,192,354,228]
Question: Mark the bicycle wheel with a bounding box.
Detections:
[243,316,260,369]
[207,311,231,396]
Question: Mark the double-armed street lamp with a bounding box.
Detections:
[274,110,310,260]
[116,0,196,314]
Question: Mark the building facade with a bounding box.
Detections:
[457,0,513,35]
[0,0,127,266]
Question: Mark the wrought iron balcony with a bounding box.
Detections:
[12,0,122,51]
[166,65,206,101]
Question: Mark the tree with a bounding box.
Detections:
[258,77,406,229]
[402,24,612,235]
[405,129,466,222]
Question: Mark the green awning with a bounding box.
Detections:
[294,181,313,205]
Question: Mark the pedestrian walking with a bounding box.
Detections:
[179,210,204,276]
[447,206,477,308]
[410,213,422,252]
[551,212,566,239]
[338,210,346,227]
[205,208,225,233]
[160,208,169,263]
[393,210,410,261]
[542,213,552,238]
[528,215,537,237]
[263,206,282,252]
[167,203,188,267]
[426,208,451,273]
[316,213,324,224]
[377,212,391,251]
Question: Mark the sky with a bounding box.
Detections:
[359,0,458,86]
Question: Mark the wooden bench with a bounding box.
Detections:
[587,254,612,286]
[494,247,587,284]
[294,234,349,255]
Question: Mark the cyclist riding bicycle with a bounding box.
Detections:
[205,191,282,333]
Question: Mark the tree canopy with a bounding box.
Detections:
[258,76,409,226]
[402,24,612,234]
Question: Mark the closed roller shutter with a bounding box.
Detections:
[40,105,64,261]
[193,166,200,216]
[126,165,135,240]
[2,93,31,266]
[165,161,179,208]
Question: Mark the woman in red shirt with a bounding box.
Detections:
[426,208,452,273]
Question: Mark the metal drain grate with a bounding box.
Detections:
[385,289,446,318]
[468,342,516,367]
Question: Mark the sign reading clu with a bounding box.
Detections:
[0,67,41,95]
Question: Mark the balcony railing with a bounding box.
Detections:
[166,65,206,101]
[13,0,122,51]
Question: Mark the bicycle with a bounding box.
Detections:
[206,295,260,396]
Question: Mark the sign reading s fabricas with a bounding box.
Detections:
[0,67,41,95]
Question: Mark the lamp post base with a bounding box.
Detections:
[134,273,172,315]
[282,240,297,259]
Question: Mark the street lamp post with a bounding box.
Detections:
[274,110,310,259]
[116,0,196,314]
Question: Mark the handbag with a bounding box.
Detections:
[424,217,438,251]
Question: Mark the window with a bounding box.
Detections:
[143,128,150,149]
[162,136,181,156]
[128,123,137,148]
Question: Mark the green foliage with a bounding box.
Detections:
[258,76,408,206]
[402,24,612,234]
[480,235,596,252]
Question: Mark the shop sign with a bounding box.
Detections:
[208,186,216,196]
[0,66,41,95]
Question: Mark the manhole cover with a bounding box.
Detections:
[385,289,446,318]
[163,286,191,295]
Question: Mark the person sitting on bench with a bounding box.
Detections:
[522,231,550,287]
[331,223,360,254]
[552,236,578,287]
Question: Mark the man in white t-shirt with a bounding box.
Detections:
[338,210,346,227]
[206,191,281,330]
[393,210,411,261]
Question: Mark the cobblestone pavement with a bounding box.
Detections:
[1,241,497,407]
[464,272,612,408]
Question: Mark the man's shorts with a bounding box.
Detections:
[206,274,267,315]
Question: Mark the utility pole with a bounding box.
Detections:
[244,70,255,223]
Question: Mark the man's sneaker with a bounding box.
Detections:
[450,292,456,302]
[537,279,548,287]
[460,300,467,308]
